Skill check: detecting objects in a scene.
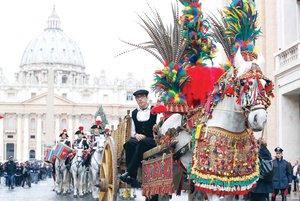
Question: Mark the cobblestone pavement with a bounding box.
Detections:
[0,178,299,201]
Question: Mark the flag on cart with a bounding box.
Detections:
[54,143,73,160]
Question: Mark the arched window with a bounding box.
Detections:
[29,150,35,159]
[6,143,14,160]
[126,92,133,101]
[62,75,68,84]
[30,118,36,130]
[60,119,67,131]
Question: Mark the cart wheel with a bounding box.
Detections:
[99,136,118,201]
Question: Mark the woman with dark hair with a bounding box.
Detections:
[249,138,273,201]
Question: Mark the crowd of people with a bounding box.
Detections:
[0,158,52,189]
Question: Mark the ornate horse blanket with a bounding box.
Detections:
[190,126,259,195]
[142,153,174,197]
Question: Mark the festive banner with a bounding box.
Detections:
[54,142,73,160]
[142,153,174,197]
[44,149,56,163]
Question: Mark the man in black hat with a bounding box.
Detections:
[59,128,71,147]
[271,147,292,201]
[120,89,158,188]
[90,124,105,148]
[73,130,89,150]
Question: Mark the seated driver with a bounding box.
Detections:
[120,89,158,186]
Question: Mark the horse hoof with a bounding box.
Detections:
[79,195,84,198]
[73,195,77,198]
[56,192,61,195]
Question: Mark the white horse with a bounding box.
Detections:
[89,134,105,200]
[70,144,86,198]
[188,51,271,201]
[54,158,70,195]
[154,50,272,201]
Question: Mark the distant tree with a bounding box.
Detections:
[94,105,108,129]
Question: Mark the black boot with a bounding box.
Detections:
[119,172,129,183]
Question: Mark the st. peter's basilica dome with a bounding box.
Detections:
[20,7,85,69]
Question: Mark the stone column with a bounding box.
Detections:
[0,116,4,161]
[36,114,42,160]
[23,114,29,161]
[68,115,73,145]
[46,68,54,145]
[55,115,60,144]
[16,114,23,161]
[74,115,80,140]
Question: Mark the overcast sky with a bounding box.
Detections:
[0,0,221,88]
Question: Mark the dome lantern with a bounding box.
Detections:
[46,5,62,30]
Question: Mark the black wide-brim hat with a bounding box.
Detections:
[274,147,283,153]
[59,132,69,137]
[133,89,149,97]
[91,124,102,129]
[75,130,84,135]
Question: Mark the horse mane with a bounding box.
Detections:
[182,67,224,107]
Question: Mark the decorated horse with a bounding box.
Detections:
[52,143,73,195]
[121,0,274,200]
[70,144,87,198]
[89,133,106,200]
[54,157,70,195]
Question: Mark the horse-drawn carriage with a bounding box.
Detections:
[98,0,275,201]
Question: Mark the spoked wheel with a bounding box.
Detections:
[99,136,117,201]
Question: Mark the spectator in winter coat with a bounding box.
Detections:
[271,147,292,201]
[15,162,23,186]
[292,160,299,192]
[4,156,17,189]
[249,138,273,201]
[0,162,3,184]
[22,161,31,188]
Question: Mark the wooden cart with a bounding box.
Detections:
[98,110,190,201]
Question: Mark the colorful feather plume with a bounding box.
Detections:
[118,2,186,65]
[179,2,218,67]
[223,0,261,55]
[152,61,189,103]
[208,10,235,62]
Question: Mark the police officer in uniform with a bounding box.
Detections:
[90,124,104,147]
[59,128,71,147]
[73,130,89,150]
[120,89,158,188]
[271,147,292,201]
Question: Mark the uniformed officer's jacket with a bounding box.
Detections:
[60,139,71,147]
[272,158,292,189]
[74,138,89,150]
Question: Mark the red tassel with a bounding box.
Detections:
[151,105,167,114]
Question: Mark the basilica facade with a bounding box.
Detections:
[0,8,144,161]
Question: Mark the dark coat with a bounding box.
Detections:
[4,160,16,175]
[251,146,273,193]
[272,157,292,189]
